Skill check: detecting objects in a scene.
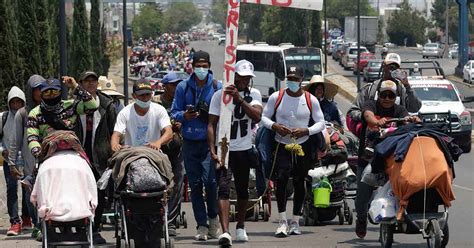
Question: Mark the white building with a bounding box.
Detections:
[369,0,434,18]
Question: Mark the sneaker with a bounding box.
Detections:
[355,219,368,239]
[31,228,42,242]
[22,216,32,230]
[236,228,248,242]
[168,223,177,237]
[208,217,221,239]
[6,223,22,236]
[195,226,209,241]
[218,232,232,246]
[275,220,288,237]
[288,220,301,235]
[93,232,106,244]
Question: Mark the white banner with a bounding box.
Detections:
[242,0,323,11]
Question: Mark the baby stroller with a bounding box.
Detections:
[369,114,461,248]
[109,146,175,248]
[31,131,98,248]
[302,124,356,226]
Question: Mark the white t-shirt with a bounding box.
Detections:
[261,90,325,145]
[114,102,171,146]
[209,88,262,151]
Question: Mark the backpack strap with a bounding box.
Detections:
[0,111,8,139]
[304,91,312,112]
[274,89,286,111]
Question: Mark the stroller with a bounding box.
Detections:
[369,114,461,248]
[31,132,98,248]
[302,124,357,226]
[109,146,175,248]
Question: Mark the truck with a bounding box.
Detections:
[344,16,378,53]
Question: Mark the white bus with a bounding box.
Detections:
[236,42,324,101]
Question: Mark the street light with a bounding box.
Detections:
[357,0,361,91]
[123,0,129,105]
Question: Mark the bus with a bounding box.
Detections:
[236,43,324,101]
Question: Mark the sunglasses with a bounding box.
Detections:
[379,92,396,99]
[41,89,61,97]
[387,64,399,71]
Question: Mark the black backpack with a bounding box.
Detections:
[0,111,8,140]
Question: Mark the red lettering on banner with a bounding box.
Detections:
[226,10,239,28]
[271,0,292,7]
[228,0,239,9]
[224,64,235,83]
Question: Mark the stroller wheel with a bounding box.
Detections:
[253,204,260,222]
[129,239,135,248]
[182,212,188,229]
[426,219,442,248]
[346,209,354,225]
[263,203,270,221]
[379,223,395,248]
[167,237,175,248]
[160,238,166,248]
[230,205,236,222]
[338,208,345,225]
[441,222,449,248]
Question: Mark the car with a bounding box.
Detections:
[341,46,368,70]
[409,77,472,153]
[328,40,338,55]
[363,60,383,82]
[463,60,474,84]
[218,35,226,46]
[422,43,443,59]
[448,43,458,59]
[146,71,189,94]
[332,41,345,60]
[352,52,376,74]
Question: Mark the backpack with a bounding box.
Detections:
[319,126,348,166]
[0,111,8,140]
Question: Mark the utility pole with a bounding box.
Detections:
[444,0,449,58]
[324,0,327,74]
[60,0,67,99]
[357,0,361,91]
[123,0,129,105]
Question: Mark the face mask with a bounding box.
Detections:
[135,98,151,109]
[286,80,300,93]
[42,96,62,106]
[195,67,209,80]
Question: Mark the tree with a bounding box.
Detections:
[240,3,266,42]
[90,0,102,75]
[0,0,22,107]
[310,11,322,48]
[326,0,377,29]
[18,0,41,84]
[431,0,456,32]
[162,3,202,33]
[210,0,226,28]
[100,23,111,76]
[132,3,163,39]
[70,0,92,79]
[49,0,60,78]
[36,0,53,77]
[386,0,428,46]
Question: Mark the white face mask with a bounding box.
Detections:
[286,80,300,93]
[135,98,151,109]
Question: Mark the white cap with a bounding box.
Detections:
[379,80,397,94]
[384,53,401,67]
[235,60,256,77]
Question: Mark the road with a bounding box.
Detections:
[0,41,472,247]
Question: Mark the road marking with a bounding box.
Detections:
[453,184,473,191]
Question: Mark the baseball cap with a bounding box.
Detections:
[79,71,99,82]
[161,72,183,85]
[286,65,304,79]
[235,60,256,77]
[379,80,397,94]
[40,78,62,92]
[28,75,46,89]
[384,53,401,67]
[133,78,153,95]
[192,50,210,66]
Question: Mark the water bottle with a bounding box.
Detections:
[16,151,24,176]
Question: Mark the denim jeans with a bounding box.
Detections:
[3,161,22,224]
[355,159,376,221]
[182,139,218,227]
[23,187,39,228]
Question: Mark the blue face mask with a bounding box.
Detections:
[195,67,209,80]
[135,98,151,109]
[286,80,300,93]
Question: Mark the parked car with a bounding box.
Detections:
[409,77,472,153]
[353,52,376,74]
[363,60,383,82]
[448,43,458,59]
[342,46,368,70]
[332,42,346,61]
[218,35,226,46]
[422,43,443,59]
[463,60,474,84]
[146,71,189,94]
[328,40,338,55]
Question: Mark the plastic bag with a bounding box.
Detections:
[361,164,385,187]
[369,181,399,223]
[97,168,112,190]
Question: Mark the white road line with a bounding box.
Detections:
[453,184,473,191]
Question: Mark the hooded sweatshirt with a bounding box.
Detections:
[1,86,26,162]
[8,75,45,175]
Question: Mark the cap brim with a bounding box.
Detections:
[134,89,153,95]
[41,86,62,92]
[287,74,303,79]
[384,61,401,67]
[236,71,256,77]
[101,89,125,98]
[380,89,396,94]
[80,73,99,81]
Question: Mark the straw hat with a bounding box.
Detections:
[98,76,125,99]
[303,75,339,100]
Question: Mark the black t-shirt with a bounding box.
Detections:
[362,100,409,119]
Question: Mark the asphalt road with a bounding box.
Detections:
[1,41,472,247]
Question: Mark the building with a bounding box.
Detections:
[369,0,434,17]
